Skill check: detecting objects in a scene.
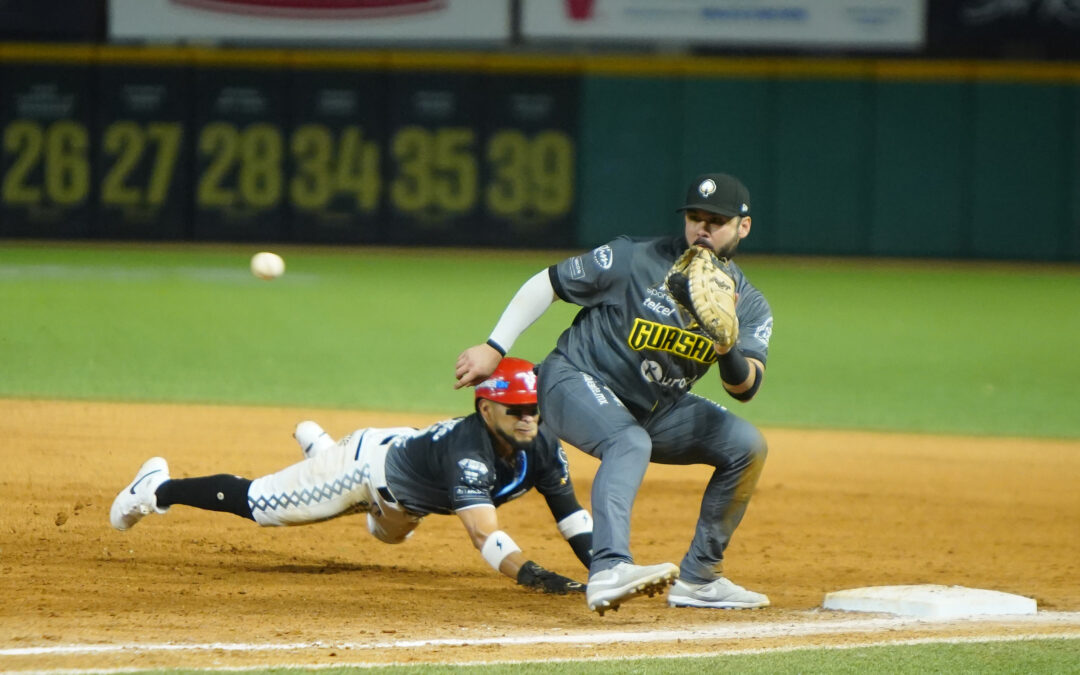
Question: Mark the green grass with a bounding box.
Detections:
[2,243,1078,671]
[723,259,1080,438]
[2,242,1080,438]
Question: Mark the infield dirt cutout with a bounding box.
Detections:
[1,399,1077,671]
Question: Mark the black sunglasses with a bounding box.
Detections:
[503,405,540,418]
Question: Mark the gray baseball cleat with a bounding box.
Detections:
[586,561,679,616]
[294,420,334,458]
[109,457,170,531]
[667,577,770,609]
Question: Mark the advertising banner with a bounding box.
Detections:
[109,0,510,44]
[522,0,926,50]
[0,63,95,237]
[927,1,1080,59]
[96,66,192,239]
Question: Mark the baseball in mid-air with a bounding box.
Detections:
[250,251,285,280]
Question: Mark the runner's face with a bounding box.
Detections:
[481,400,539,451]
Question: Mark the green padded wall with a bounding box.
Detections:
[577,76,683,248]
[1071,85,1080,261]
[576,64,1079,262]
[4,45,1078,261]
[772,78,874,255]
[970,83,1070,261]
[871,82,972,257]
[679,78,775,252]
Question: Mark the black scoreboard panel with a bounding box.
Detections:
[95,65,192,239]
[384,70,484,246]
[191,67,289,241]
[481,74,578,249]
[1,62,94,237]
[287,69,387,243]
[1,48,584,247]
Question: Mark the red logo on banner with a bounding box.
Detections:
[565,0,595,20]
[565,0,600,19]
[171,0,446,19]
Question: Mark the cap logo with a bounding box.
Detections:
[517,369,537,392]
[698,179,717,198]
[476,377,508,392]
[740,203,749,214]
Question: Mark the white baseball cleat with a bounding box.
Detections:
[110,457,171,531]
[294,420,334,458]
[667,577,770,609]
[586,561,679,615]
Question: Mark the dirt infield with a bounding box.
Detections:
[1,399,1078,672]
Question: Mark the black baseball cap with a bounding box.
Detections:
[676,173,751,218]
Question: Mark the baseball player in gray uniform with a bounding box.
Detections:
[110,358,593,594]
[456,173,772,614]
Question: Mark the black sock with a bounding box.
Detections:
[156,475,254,521]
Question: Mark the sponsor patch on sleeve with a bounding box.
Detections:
[457,458,491,488]
[753,317,774,345]
[454,486,488,500]
[568,256,585,280]
[592,245,613,270]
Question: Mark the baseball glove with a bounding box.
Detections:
[665,243,739,352]
[516,561,585,594]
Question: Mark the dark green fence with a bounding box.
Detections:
[2,45,1078,261]
[579,59,1080,261]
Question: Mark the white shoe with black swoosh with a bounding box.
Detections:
[110,457,171,531]
[586,561,679,615]
[668,577,770,609]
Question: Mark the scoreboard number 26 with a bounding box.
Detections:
[2,120,90,206]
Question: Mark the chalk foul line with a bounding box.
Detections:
[3,611,1079,658]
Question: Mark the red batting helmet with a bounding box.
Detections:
[474,357,538,405]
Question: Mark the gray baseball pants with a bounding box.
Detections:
[538,354,767,584]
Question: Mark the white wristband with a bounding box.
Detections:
[556,509,593,540]
[480,530,521,572]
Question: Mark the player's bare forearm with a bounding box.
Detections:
[458,505,520,578]
[457,504,583,593]
[454,343,502,389]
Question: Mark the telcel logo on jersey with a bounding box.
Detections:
[642,285,676,316]
[643,296,675,316]
[627,318,718,364]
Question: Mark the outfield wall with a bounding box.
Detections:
[2,44,1078,260]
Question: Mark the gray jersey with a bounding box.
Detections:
[547,234,773,416]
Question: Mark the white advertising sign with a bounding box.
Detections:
[522,0,926,49]
[110,0,510,43]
